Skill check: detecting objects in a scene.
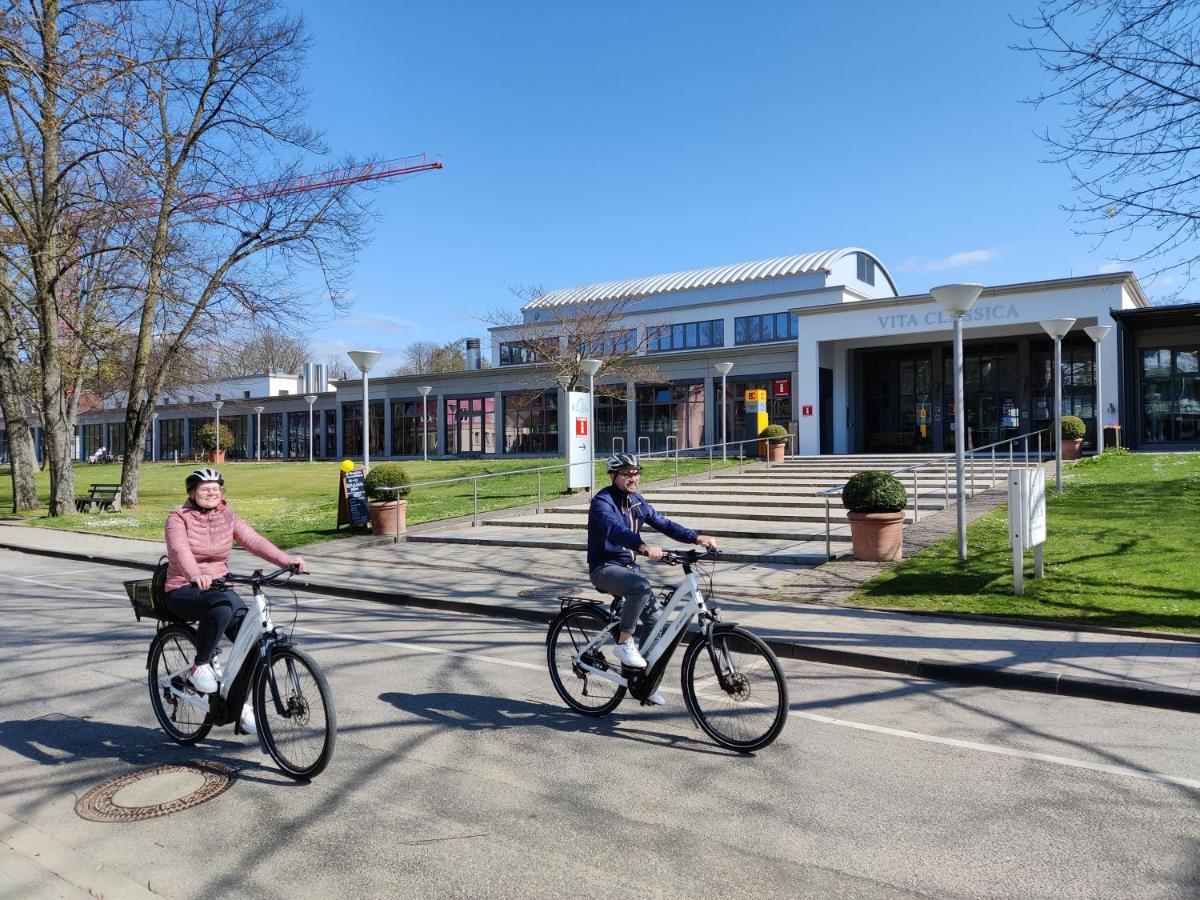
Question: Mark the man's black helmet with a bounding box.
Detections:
[186,467,224,492]
[605,452,641,474]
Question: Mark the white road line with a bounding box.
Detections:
[8,569,1200,791]
[791,711,1200,791]
[0,570,125,599]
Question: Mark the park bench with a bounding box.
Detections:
[75,483,121,513]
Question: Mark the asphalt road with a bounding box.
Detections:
[0,550,1197,899]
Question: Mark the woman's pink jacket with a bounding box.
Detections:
[164,499,293,592]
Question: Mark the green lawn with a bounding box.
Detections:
[854,451,1200,633]
[0,455,739,550]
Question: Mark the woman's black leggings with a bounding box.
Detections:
[164,586,248,665]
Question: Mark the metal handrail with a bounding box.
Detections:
[815,427,1052,561]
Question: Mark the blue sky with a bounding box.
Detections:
[285,0,1155,373]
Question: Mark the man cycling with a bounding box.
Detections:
[587,453,717,697]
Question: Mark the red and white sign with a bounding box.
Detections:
[575,417,588,437]
[772,378,790,397]
[801,404,814,417]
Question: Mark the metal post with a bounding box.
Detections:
[1009,440,1013,472]
[1024,436,1029,468]
[824,495,831,561]
[362,370,370,473]
[1054,336,1063,495]
[912,470,920,524]
[1037,430,1042,464]
[708,443,713,478]
[393,487,401,545]
[992,446,996,485]
[721,370,728,462]
[1094,337,1105,455]
[952,314,967,561]
[970,453,975,499]
[537,468,543,514]
[472,477,478,526]
[943,459,950,510]
[422,393,429,462]
[587,371,596,493]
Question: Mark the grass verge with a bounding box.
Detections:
[853,451,1200,633]
[0,455,739,550]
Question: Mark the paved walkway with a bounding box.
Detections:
[1,515,1198,714]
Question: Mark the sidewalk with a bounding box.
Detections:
[2,520,1199,714]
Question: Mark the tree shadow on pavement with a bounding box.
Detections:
[377,690,737,757]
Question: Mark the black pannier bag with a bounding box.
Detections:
[125,556,176,622]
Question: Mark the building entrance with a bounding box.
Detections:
[861,349,936,453]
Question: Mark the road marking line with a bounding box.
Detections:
[8,569,1199,790]
[791,711,1200,790]
[0,570,125,599]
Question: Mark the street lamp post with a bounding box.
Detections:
[253,406,264,460]
[151,412,158,462]
[580,359,603,491]
[714,362,734,461]
[931,283,983,562]
[418,385,432,462]
[347,350,382,472]
[304,394,317,463]
[1040,318,1077,495]
[1084,324,1112,454]
[211,400,223,457]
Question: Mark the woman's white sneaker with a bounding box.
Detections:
[613,637,647,669]
[239,704,257,735]
[187,663,218,693]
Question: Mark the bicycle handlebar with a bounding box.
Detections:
[655,547,719,566]
[210,564,300,589]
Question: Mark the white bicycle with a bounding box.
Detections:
[134,566,337,780]
[546,548,789,752]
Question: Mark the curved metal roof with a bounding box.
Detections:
[522,248,896,310]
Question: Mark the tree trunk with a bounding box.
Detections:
[0,282,37,512]
[119,396,151,508]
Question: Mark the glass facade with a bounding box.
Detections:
[391,398,439,456]
[503,390,558,453]
[161,419,184,457]
[341,402,385,457]
[948,342,1024,450]
[734,312,797,345]
[1031,341,1095,446]
[261,413,284,458]
[649,319,723,353]
[286,411,310,459]
[595,392,629,455]
[445,396,495,454]
[82,423,104,459]
[636,383,704,452]
[499,341,542,366]
[324,410,337,458]
[575,329,638,357]
[1141,346,1200,443]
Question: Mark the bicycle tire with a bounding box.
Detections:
[254,646,336,780]
[147,624,212,744]
[681,626,788,752]
[547,607,626,716]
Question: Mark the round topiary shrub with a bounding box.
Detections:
[1061,415,1086,440]
[842,470,907,513]
[759,424,789,444]
[364,462,411,500]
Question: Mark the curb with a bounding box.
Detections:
[4,539,1199,715]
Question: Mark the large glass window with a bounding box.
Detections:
[503,391,558,453]
[161,419,184,457]
[1141,346,1200,443]
[341,401,384,457]
[574,329,638,358]
[286,411,310,459]
[391,398,439,456]
[595,391,629,455]
[1031,340,1095,445]
[187,417,210,455]
[226,416,248,459]
[635,383,705,452]
[261,413,284,459]
[499,341,542,366]
[734,312,797,345]
[720,378,794,449]
[648,319,723,352]
[945,342,1022,450]
[324,410,337,458]
[445,396,495,455]
[82,424,104,459]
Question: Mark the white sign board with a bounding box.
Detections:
[566,391,592,490]
[1008,468,1046,549]
[1008,468,1046,595]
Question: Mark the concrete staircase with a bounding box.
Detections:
[406,453,1030,566]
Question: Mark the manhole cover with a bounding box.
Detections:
[75,761,236,822]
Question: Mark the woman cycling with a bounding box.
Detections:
[163,467,307,734]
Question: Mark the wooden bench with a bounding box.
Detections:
[75,483,121,513]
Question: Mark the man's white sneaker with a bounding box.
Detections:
[613,637,647,669]
[646,689,667,706]
[239,704,257,736]
[187,663,218,693]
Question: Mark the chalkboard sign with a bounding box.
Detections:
[337,468,369,528]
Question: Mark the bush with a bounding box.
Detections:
[196,421,234,452]
[759,424,789,444]
[1061,415,1086,440]
[842,470,907,513]
[364,462,411,500]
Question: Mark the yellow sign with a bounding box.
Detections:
[743,389,767,403]
[340,459,355,473]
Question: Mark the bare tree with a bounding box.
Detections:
[389,337,470,375]
[0,268,38,511]
[486,284,663,394]
[111,0,370,506]
[214,325,312,377]
[1019,0,1200,284]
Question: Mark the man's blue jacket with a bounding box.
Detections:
[587,484,698,572]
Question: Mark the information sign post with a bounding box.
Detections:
[1008,468,1047,595]
[566,391,592,490]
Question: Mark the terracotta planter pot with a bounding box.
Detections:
[207,449,226,464]
[767,443,785,462]
[847,510,905,561]
[1060,438,1083,461]
[368,498,407,536]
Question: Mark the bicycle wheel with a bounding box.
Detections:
[147,625,212,744]
[254,646,336,780]
[547,607,626,716]
[681,626,788,752]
